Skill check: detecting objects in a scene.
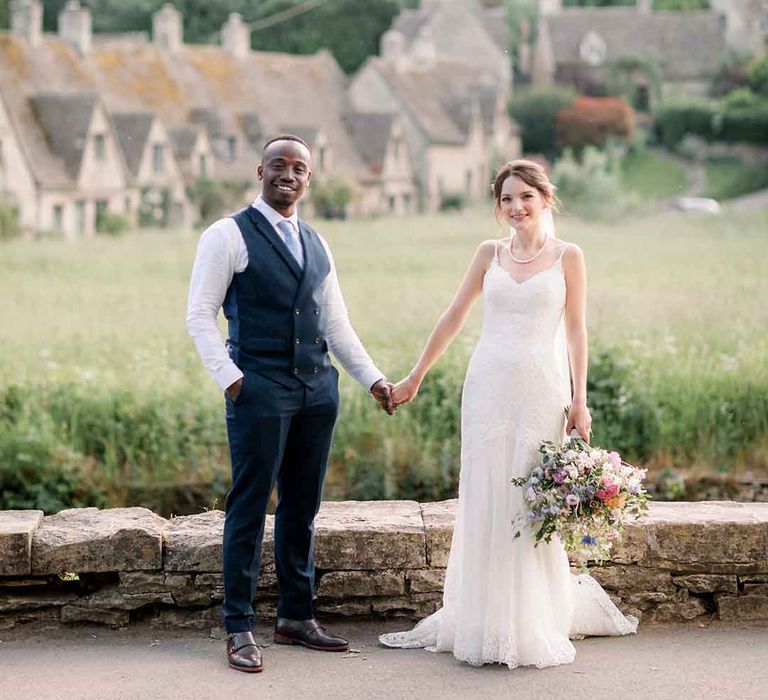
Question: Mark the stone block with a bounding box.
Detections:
[0,577,49,588]
[314,501,426,570]
[643,596,710,623]
[164,511,274,573]
[75,585,173,611]
[32,507,166,575]
[0,590,78,612]
[315,599,373,617]
[317,570,405,598]
[744,583,768,596]
[640,502,768,572]
[717,594,768,621]
[0,608,59,630]
[407,569,446,593]
[118,571,166,592]
[672,574,738,594]
[420,500,456,568]
[371,596,422,616]
[608,520,649,564]
[589,565,675,592]
[150,606,222,629]
[60,604,129,627]
[0,510,44,576]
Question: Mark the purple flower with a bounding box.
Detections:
[581,535,596,545]
[553,470,567,484]
[566,494,579,507]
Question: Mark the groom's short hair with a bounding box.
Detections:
[262,134,311,154]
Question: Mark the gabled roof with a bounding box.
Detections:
[238,112,263,148]
[111,111,155,177]
[169,124,202,158]
[480,7,510,53]
[344,112,394,173]
[545,9,726,81]
[370,57,501,145]
[29,92,98,180]
[280,125,320,148]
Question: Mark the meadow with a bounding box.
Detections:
[1,206,767,513]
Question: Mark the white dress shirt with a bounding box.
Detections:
[186,196,385,392]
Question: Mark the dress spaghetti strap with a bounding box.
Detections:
[556,243,569,266]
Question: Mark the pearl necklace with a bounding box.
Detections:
[509,232,548,265]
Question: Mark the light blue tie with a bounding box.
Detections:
[277,219,303,269]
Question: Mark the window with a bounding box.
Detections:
[402,193,411,212]
[152,143,165,174]
[53,204,64,231]
[318,146,327,171]
[227,136,237,161]
[94,134,106,161]
[199,154,208,178]
[75,200,86,235]
[125,197,131,213]
[388,196,396,212]
[95,200,109,231]
[465,170,473,195]
[392,138,400,160]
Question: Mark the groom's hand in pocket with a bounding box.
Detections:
[226,377,243,401]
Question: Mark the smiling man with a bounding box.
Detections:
[186,135,394,673]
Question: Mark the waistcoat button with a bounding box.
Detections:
[293,368,299,375]
[295,338,300,345]
[295,308,301,315]
[313,367,318,374]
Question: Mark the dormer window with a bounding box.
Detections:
[318,145,327,171]
[227,136,237,161]
[579,32,607,67]
[94,133,106,161]
[199,154,208,177]
[152,143,165,174]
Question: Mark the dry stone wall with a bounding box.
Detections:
[1,501,767,631]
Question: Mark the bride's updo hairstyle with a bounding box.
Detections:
[491,159,559,222]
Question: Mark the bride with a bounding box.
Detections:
[381,160,638,669]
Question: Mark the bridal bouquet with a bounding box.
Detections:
[511,434,649,563]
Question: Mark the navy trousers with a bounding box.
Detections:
[221,367,339,633]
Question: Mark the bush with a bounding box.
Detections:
[654,100,768,147]
[0,200,21,240]
[96,212,130,236]
[439,193,465,211]
[509,87,578,156]
[311,178,355,219]
[189,178,251,226]
[551,146,636,220]
[748,54,768,97]
[556,96,635,150]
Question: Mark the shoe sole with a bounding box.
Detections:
[273,632,349,652]
[227,659,264,673]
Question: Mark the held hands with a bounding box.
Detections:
[565,401,592,443]
[370,379,396,415]
[391,373,421,407]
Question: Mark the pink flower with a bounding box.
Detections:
[565,494,579,507]
[595,482,620,501]
[608,451,622,468]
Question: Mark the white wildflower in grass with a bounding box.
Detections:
[512,433,649,565]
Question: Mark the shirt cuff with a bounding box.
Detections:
[361,367,386,393]
[214,362,244,391]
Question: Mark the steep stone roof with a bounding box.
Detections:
[545,9,726,81]
[480,6,510,53]
[169,124,201,158]
[370,57,503,145]
[28,92,97,180]
[111,111,154,177]
[0,34,367,186]
[343,112,394,173]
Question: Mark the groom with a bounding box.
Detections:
[186,134,394,673]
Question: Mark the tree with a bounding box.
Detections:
[39,0,402,74]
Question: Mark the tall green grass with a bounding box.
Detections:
[1,207,766,513]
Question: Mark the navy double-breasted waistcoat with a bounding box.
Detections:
[223,205,332,388]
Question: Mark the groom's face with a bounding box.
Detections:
[258,139,312,215]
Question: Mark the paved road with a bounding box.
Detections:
[1,619,766,700]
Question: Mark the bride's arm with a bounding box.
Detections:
[562,244,592,441]
[392,241,494,405]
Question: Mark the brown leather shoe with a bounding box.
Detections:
[226,631,263,673]
[273,617,349,651]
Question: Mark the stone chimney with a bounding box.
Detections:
[152,3,183,52]
[58,1,92,55]
[637,0,653,14]
[538,0,562,16]
[410,26,436,67]
[221,12,250,59]
[10,0,43,48]
[380,29,405,63]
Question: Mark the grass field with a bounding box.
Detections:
[1,205,767,512]
[620,149,687,200]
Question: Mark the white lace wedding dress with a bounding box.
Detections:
[380,242,638,669]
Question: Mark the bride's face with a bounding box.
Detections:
[499,176,547,234]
